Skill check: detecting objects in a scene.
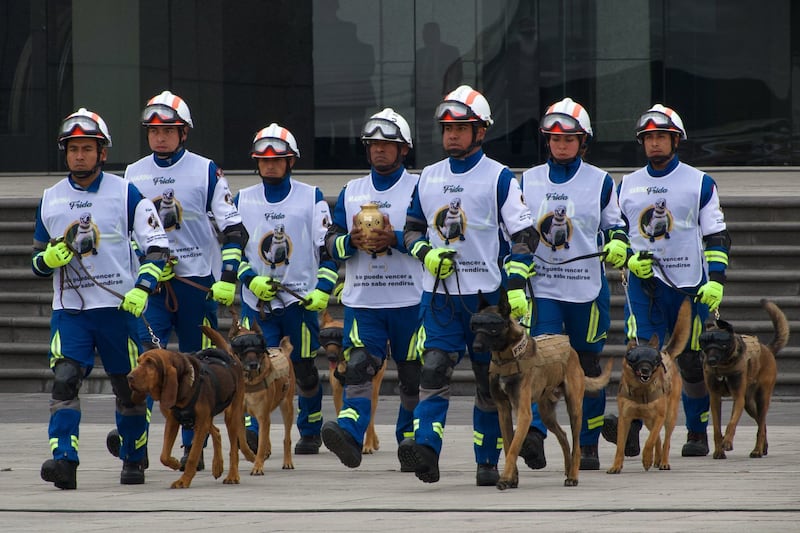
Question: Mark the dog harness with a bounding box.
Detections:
[244,348,291,393]
[171,349,237,429]
[490,333,570,377]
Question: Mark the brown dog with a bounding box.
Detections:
[472,289,613,490]
[700,299,787,459]
[127,344,255,488]
[606,299,691,474]
[319,309,387,454]
[225,310,296,474]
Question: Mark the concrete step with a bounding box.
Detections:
[725,221,800,246]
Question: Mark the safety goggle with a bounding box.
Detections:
[435,101,478,122]
[698,331,733,352]
[361,118,406,143]
[469,313,507,337]
[251,137,294,158]
[59,116,103,139]
[141,104,184,125]
[540,113,584,134]
[625,345,662,367]
[230,333,267,355]
[635,111,680,134]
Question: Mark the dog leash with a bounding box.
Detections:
[533,250,607,266]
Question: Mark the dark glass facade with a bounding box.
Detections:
[1,0,798,174]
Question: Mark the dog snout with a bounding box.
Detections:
[472,334,487,353]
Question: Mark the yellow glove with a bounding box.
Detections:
[159,257,178,282]
[423,248,456,279]
[506,289,529,319]
[627,251,654,279]
[603,239,628,269]
[696,281,724,311]
[303,289,330,311]
[210,280,236,305]
[248,276,277,301]
[43,241,74,269]
[120,287,149,318]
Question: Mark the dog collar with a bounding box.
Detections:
[511,335,529,359]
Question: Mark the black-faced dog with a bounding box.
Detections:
[699,299,787,459]
[472,289,612,489]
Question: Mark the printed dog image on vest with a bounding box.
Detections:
[156,188,182,231]
[640,197,672,242]
[66,212,99,255]
[540,204,572,251]
[435,197,466,245]
[261,223,291,269]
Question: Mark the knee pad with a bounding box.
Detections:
[294,358,320,396]
[677,350,705,383]
[344,347,380,386]
[396,360,421,411]
[470,361,495,412]
[577,351,601,378]
[51,359,83,401]
[109,373,136,408]
[420,349,456,390]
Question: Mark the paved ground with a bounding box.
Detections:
[2,393,799,532]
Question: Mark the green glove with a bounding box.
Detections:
[43,241,74,269]
[627,251,654,279]
[303,289,330,311]
[506,288,529,319]
[423,248,456,279]
[210,280,236,305]
[248,276,277,301]
[603,239,628,269]
[120,287,149,318]
[159,257,178,281]
[696,281,724,311]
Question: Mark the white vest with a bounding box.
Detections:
[417,156,504,294]
[41,174,136,310]
[237,180,322,309]
[619,163,707,287]
[522,162,606,303]
[125,152,220,277]
[341,170,423,308]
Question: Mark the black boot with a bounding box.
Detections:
[120,460,146,485]
[41,458,78,490]
[681,431,709,457]
[476,463,499,486]
[106,428,149,469]
[397,438,440,483]
[579,445,600,470]
[519,427,546,469]
[179,445,204,472]
[321,421,362,468]
[294,434,322,455]
[245,428,259,455]
[601,414,642,457]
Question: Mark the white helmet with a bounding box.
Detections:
[141,90,194,128]
[435,85,493,127]
[361,108,413,148]
[251,123,300,158]
[540,97,593,138]
[635,104,686,141]
[57,108,112,149]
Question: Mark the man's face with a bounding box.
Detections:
[367,140,406,173]
[65,138,105,174]
[147,125,183,155]
[442,122,484,158]
[548,134,581,162]
[257,157,293,179]
[642,131,676,167]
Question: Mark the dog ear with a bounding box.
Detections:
[227,307,241,339]
[648,334,660,348]
[476,290,489,311]
[279,335,293,356]
[715,319,734,333]
[497,287,511,317]
[251,320,263,336]
[159,352,182,410]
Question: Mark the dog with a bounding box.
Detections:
[158,188,181,230]
[644,197,670,242]
[545,205,570,251]
[472,288,613,489]
[319,309,386,453]
[606,298,691,474]
[71,212,97,255]
[127,341,255,488]
[226,309,296,474]
[438,197,465,244]
[266,223,290,269]
[700,299,787,459]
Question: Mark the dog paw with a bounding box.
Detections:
[212,462,224,479]
[722,440,733,452]
[171,476,192,489]
[282,463,294,470]
[658,463,671,470]
[496,479,516,491]
[223,475,241,484]
[163,456,181,471]
[564,478,579,487]
[713,450,727,459]
[606,466,622,474]
[250,467,265,476]
[749,450,764,458]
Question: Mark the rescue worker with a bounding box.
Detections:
[398,85,538,486]
[321,108,423,469]
[235,123,337,455]
[35,108,168,489]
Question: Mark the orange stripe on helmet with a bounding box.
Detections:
[464,90,480,106]
[279,128,289,141]
[170,95,183,111]
[570,104,584,119]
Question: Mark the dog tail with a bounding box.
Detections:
[761,299,790,355]
[664,298,691,359]
[200,325,233,355]
[585,357,614,392]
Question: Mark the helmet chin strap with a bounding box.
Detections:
[257,159,292,184]
[67,143,103,179]
[365,145,402,174]
[445,123,482,159]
